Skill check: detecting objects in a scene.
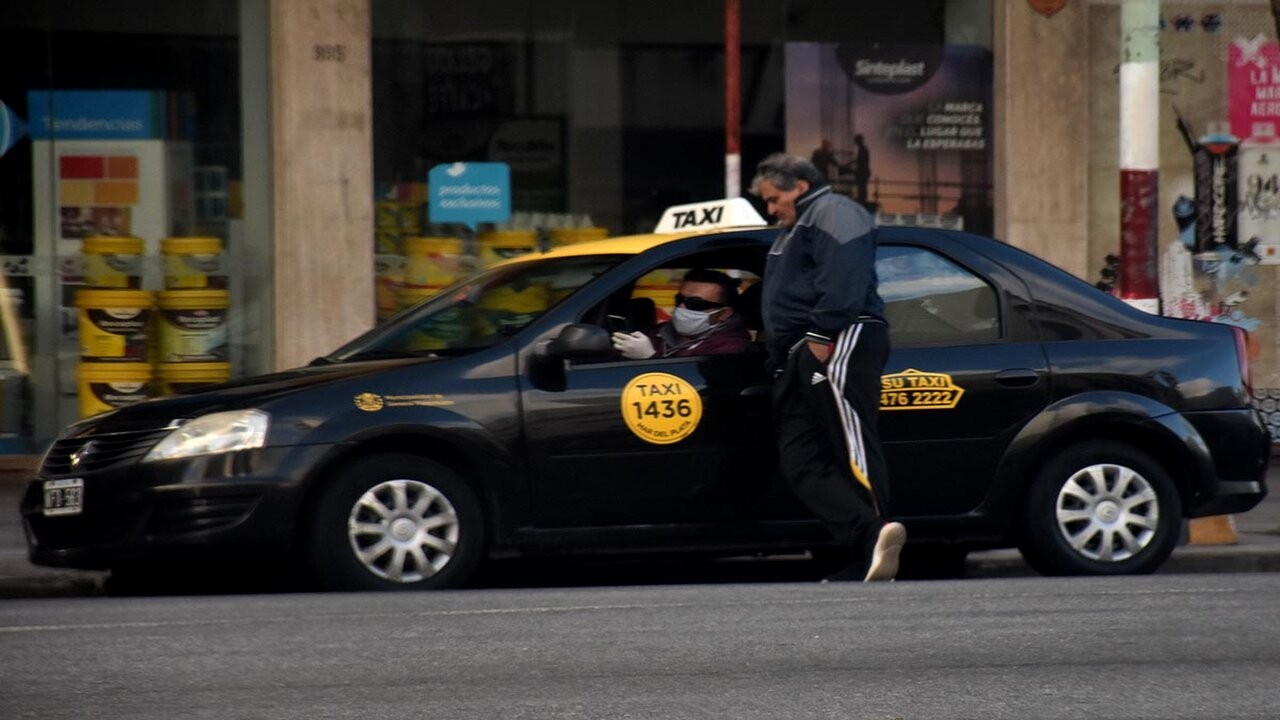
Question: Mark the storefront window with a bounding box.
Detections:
[0,1,269,449]
[369,0,992,318]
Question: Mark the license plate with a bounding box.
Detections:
[43,478,84,517]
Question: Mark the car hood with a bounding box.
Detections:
[101,357,444,422]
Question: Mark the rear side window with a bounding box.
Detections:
[877,245,999,347]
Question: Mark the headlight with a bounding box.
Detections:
[142,410,270,462]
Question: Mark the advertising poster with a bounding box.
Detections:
[785,43,994,235]
[29,90,194,257]
[1229,36,1280,262]
[418,117,565,213]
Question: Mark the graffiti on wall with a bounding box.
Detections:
[1162,194,1260,332]
[1161,107,1262,339]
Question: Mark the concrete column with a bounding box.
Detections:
[1118,0,1161,312]
[993,0,1090,278]
[269,0,373,370]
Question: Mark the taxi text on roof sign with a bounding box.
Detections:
[653,198,768,234]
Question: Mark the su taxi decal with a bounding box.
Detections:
[620,372,703,444]
[354,393,454,412]
[880,369,964,411]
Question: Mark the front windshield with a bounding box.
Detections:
[327,254,625,361]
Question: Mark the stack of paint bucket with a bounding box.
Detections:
[155,237,231,396]
[397,235,467,349]
[397,236,465,311]
[75,236,153,417]
[475,229,549,337]
[476,228,539,267]
[547,226,608,250]
[632,269,683,323]
[373,190,429,320]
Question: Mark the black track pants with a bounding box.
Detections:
[772,321,890,551]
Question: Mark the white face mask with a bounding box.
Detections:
[672,306,718,337]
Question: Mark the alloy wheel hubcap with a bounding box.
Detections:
[1054,463,1159,562]
[346,478,460,583]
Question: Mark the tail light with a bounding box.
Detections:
[1232,326,1252,395]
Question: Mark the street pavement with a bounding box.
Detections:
[2,465,1278,598]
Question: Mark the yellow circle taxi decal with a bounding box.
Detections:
[880,369,965,411]
[621,372,703,444]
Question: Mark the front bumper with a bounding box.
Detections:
[21,445,329,569]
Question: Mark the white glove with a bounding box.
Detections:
[612,331,655,359]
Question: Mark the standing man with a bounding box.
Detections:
[809,139,839,182]
[750,152,904,582]
[850,134,872,205]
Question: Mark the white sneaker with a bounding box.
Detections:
[863,522,906,582]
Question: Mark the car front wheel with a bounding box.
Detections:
[308,453,484,591]
[1019,442,1182,576]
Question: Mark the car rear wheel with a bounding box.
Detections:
[1019,442,1182,576]
[308,453,484,591]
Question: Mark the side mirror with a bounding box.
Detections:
[543,323,613,360]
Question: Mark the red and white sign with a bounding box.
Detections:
[1229,36,1280,141]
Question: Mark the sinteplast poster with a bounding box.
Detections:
[785,43,994,235]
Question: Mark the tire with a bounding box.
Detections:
[308,453,485,591]
[1018,441,1182,576]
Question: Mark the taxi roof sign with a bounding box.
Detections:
[653,198,768,234]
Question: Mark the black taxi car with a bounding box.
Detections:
[22,200,1270,589]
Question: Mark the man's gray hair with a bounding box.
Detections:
[749,152,826,195]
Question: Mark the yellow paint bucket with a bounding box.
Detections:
[375,255,406,321]
[404,236,465,289]
[162,236,226,289]
[477,282,551,336]
[396,286,468,350]
[82,236,143,288]
[548,227,608,248]
[632,269,683,320]
[375,201,400,230]
[157,362,230,395]
[396,286,439,311]
[398,202,423,234]
[77,362,152,418]
[477,229,538,267]
[75,289,152,361]
[156,289,230,362]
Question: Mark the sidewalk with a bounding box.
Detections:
[2,464,1278,598]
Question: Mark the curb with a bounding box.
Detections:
[3,545,1279,599]
[965,538,1280,579]
[0,572,105,599]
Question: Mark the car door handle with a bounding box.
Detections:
[994,369,1040,387]
[740,385,772,397]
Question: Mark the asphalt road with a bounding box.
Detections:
[2,574,1278,720]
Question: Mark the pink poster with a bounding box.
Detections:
[1229,36,1280,141]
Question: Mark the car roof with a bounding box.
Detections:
[540,226,757,257]
[487,198,777,267]
[492,225,774,267]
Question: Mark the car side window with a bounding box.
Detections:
[626,267,763,331]
[578,247,768,357]
[877,245,1000,347]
